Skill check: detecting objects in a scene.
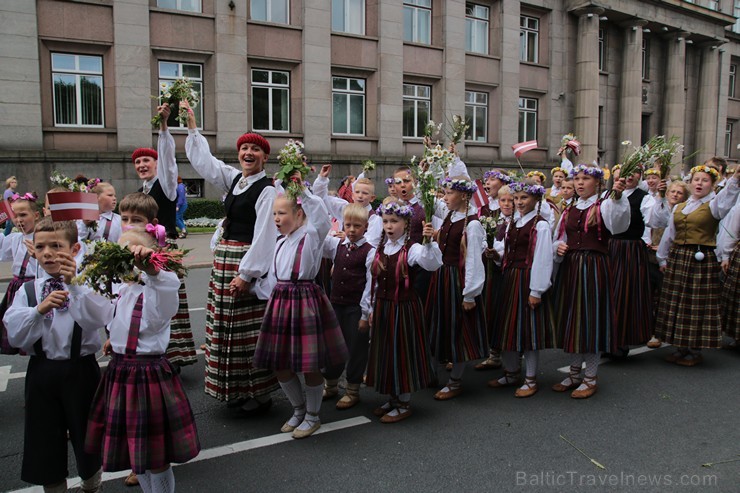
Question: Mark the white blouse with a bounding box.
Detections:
[323,235,375,320]
[508,210,553,299]
[142,130,179,201]
[79,212,122,243]
[719,203,740,261]
[439,210,485,302]
[0,232,37,278]
[379,234,443,272]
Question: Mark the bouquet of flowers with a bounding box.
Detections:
[50,171,99,193]
[362,159,376,173]
[150,78,200,129]
[642,135,697,197]
[72,241,190,299]
[611,140,647,198]
[481,214,505,248]
[558,133,582,157]
[448,114,470,147]
[410,121,451,242]
[275,140,311,200]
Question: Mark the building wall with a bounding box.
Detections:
[0,0,737,200]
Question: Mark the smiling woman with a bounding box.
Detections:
[182,100,280,414]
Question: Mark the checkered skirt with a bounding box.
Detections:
[655,245,723,348]
[254,281,348,372]
[0,275,33,354]
[204,240,278,401]
[721,243,739,340]
[85,354,200,473]
[608,238,654,346]
[162,240,197,366]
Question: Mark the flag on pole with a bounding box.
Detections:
[0,199,15,225]
[472,179,487,210]
[511,140,538,158]
[47,192,99,221]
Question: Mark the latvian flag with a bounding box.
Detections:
[0,199,15,224]
[511,140,538,158]
[471,179,488,211]
[47,192,99,221]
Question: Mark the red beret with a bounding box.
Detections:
[131,148,158,163]
[236,133,270,155]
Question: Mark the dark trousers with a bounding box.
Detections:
[323,303,369,384]
[22,355,101,485]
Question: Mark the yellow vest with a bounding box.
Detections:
[673,201,719,247]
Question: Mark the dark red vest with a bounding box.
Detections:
[563,204,610,255]
[504,219,536,269]
[438,214,479,266]
[374,249,416,301]
[408,202,425,245]
[330,241,373,306]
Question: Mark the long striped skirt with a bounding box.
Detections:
[721,243,739,340]
[204,240,278,402]
[483,257,504,350]
[85,354,200,474]
[253,281,348,372]
[0,275,33,354]
[550,250,616,354]
[608,238,654,346]
[426,264,488,362]
[656,245,723,348]
[498,267,556,352]
[165,280,197,366]
[367,298,434,395]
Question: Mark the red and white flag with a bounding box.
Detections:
[472,179,487,210]
[511,140,538,158]
[47,192,99,221]
[0,199,15,224]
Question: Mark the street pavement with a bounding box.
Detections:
[0,247,739,492]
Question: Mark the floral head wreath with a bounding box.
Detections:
[611,164,622,173]
[550,167,566,176]
[10,192,38,203]
[376,202,413,218]
[483,170,513,184]
[689,165,720,182]
[570,164,604,179]
[385,177,397,186]
[509,182,546,197]
[526,171,546,182]
[644,168,661,177]
[439,177,477,194]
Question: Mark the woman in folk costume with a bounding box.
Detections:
[182,100,279,414]
[549,165,629,399]
[720,201,740,349]
[426,175,487,400]
[651,166,739,366]
[132,104,197,368]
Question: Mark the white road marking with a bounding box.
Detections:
[188,307,206,312]
[556,344,670,373]
[6,416,372,493]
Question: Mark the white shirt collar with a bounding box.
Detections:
[101,211,114,220]
[516,209,538,226]
[575,193,599,209]
[387,234,408,247]
[243,170,267,186]
[342,237,367,247]
[142,177,159,190]
[686,192,715,207]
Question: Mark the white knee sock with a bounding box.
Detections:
[279,376,305,409]
[149,468,175,493]
[294,382,323,432]
[449,362,466,380]
[559,354,583,387]
[523,351,539,378]
[137,472,152,493]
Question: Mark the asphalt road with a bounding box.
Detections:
[0,267,738,492]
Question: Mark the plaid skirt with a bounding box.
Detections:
[721,243,739,340]
[550,250,617,354]
[204,240,278,402]
[0,275,33,354]
[165,280,197,366]
[367,298,435,395]
[254,281,347,372]
[483,257,504,350]
[656,245,723,348]
[426,264,488,362]
[498,267,556,352]
[85,354,200,473]
[608,239,654,346]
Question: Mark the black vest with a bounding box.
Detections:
[140,179,177,239]
[612,188,647,241]
[222,174,273,243]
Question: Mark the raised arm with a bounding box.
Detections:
[238,186,278,282]
[156,106,178,201]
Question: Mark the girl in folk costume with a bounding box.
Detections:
[607,168,656,357]
[652,166,739,366]
[253,182,348,439]
[526,171,557,228]
[79,182,122,243]
[476,184,514,371]
[427,176,487,400]
[183,101,279,414]
[526,170,546,186]
[489,181,555,397]
[0,194,39,354]
[132,104,197,368]
[644,168,662,199]
[549,165,630,399]
[720,202,739,348]
[547,167,567,202]
[367,199,442,422]
[84,229,199,493]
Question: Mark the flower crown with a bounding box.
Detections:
[385,177,403,186]
[509,182,546,196]
[376,202,413,218]
[439,177,477,194]
[690,165,720,181]
[570,164,604,179]
[611,164,622,172]
[550,167,566,176]
[644,168,661,177]
[483,170,513,184]
[526,171,546,182]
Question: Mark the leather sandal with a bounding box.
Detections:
[124,472,139,487]
[434,378,463,400]
[292,413,321,439]
[646,337,662,349]
[475,355,502,371]
[487,370,520,388]
[552,366,582,392]
[674,353,703,367]
[664,351,686,363]
[514,378,538,398]
[571,376,598,399]
[373,399,396,417]
[336,383,361,410]
[380,402,413,423]
[322,379,339,400]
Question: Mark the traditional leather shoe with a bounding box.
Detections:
[124,472,139,487]
[379,405,413,423]
[322,382,339,401]
[238,398,273,416]
[514,379,538,398]
[292,419,321,439]
[226,397,247,409]
[571,377,598,399]
[674,354,703,367]
[664,351,685,363]
[336,383,361,410]
[433,381,463,400]
[646,337,662,349]
[474,355,502,371]
[487,371,520,388]
[373,400,394,417]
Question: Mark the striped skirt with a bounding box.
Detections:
[498,267,556,352]
[253,281,348,373]
[426,264,488,362]
[656,245,723,348]
[0,275,33,354]
[85,354,200,474]
[367,298,434,395]
[483,257,504,350]
[721,243,739,340]
[550,250,616,354]
[165,280,197,366]
[204,240,278,402]
[608,239,654,346]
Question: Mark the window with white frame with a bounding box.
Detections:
[466,3,489,55]
[158,61,203,128]
[403,0,431,45]
[642,38,650,80]
[598,29,606,71]
[183,178,204,198]
[251,69,290,132]
[725,122,733,158]
[251,0,289,24]
[332,77,365,135]
[520,15,539,63]
[332,0,364,35]
[52,53,104,127]
[708,0,719,11]
[730,64,737,99]
[464,91,487,142]
[156,0,201,12]
[518,97,537,142]
[734,1,740,34]
[402,84,430,138]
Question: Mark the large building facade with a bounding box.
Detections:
[1,0,739,199]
